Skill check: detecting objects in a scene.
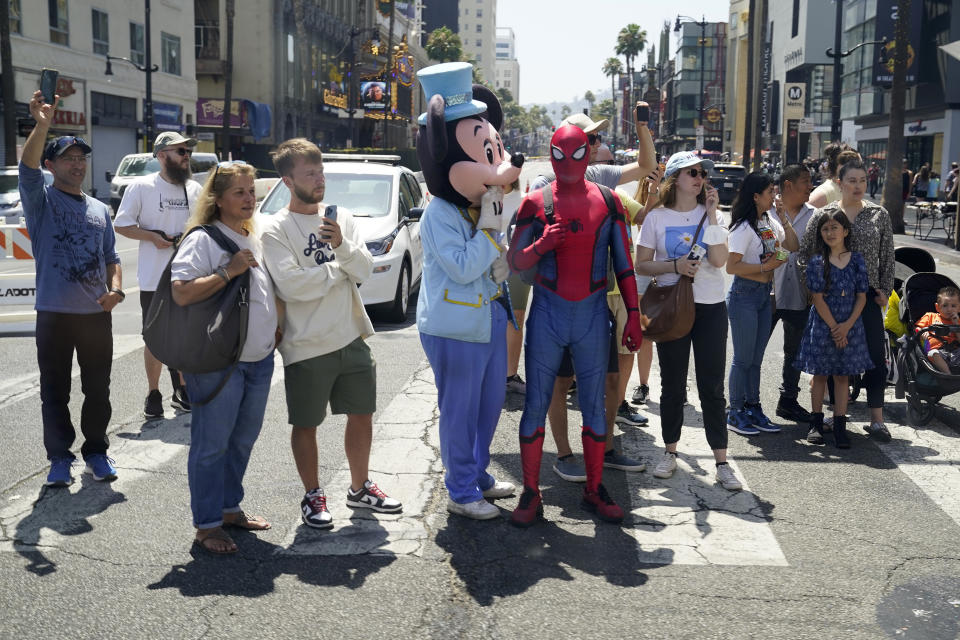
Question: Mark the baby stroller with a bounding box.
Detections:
[893,271,960,425]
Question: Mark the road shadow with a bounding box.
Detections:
[147,513,397,598]
[12,474,126,576]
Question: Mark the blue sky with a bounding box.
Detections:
[497,0,731,105]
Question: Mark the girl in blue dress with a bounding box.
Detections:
[794,211,874,448]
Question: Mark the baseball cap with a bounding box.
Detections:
[42,136,92,162]
[664,151,714,178]
[561,112,609,134]
[153,131,198,156]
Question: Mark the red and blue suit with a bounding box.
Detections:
[506,125,643,526]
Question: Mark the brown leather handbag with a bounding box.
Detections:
[640,213,707,342]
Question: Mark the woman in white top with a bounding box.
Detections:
[724,172,798,435]
[635,151,741,491]
[171,162,280,555]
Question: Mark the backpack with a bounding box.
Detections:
[514,183,619,287]
[142,224,251,405]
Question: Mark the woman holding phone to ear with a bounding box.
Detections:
[635,151,741,491]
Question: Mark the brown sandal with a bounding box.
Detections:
[223,510,271,531]
[194,526,238,555]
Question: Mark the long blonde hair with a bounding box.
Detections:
[184,162,258,236]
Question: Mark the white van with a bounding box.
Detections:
[106,152,219,212]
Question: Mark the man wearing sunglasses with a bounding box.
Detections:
[115,131,203,418]
[19,90,124,487]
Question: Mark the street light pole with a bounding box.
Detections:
[830,0,842,143]
[104,0,158,151]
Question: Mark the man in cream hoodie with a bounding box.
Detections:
[261,139,401,529]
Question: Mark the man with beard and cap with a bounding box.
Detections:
[114,131,202,418]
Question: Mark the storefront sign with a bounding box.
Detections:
[783,83,805,120]
[323,89,348,110]
[15,71,86,132]
[873,0,923,85]
[759,42,772,132]
[154,102,183,131]
[197,98,245,127]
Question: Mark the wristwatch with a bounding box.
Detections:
[109,288,125,301]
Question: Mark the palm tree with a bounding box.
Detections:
[616,24,647,107]
[425,27,462,63]
[583,90,596,114]
[881,0,911,233]
[602,57,623,145]
[220,0,235,159]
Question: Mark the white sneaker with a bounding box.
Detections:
[716,464,743,491]
[447,497,500,520]
[652,452,678,479]
[481,480,516,499]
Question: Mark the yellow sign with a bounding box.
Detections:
[706,107,722,123]
[323,89,347,110]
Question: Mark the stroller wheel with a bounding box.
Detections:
[906,397,936,426]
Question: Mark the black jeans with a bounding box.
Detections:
[771,306,810,401]
[655,302,728,451]
[862,295,887,409]
[36,311,113,460]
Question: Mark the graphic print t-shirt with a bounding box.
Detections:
[114,173,203,291]
[636,204,726,304]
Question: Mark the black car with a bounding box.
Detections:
[709,163,747,207]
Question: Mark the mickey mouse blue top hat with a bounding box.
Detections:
[416,61,488,125]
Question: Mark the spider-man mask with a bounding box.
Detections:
[550,125,589,185]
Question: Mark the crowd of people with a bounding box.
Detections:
[17,58,960,550]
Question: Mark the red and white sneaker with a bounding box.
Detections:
[346,480,402,514]
[301,488,333,529]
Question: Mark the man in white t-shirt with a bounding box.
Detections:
[114,131,203,418]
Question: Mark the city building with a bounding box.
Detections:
[724,0,750,162]
[458,0,496,85]
[493,26,519,102]
[1,0,197,199]
[660,20,727,156]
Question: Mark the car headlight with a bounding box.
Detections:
[366,232,398,256]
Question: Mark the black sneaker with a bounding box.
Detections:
[144,390,163,419]
[864,421,892,442]
[346,480,402,513]
[776,398,811,423]
[301,488,333,529]
[631,384,650,405]
[615,401,649,426]
[171,387,191,412]
[567,380,577,395]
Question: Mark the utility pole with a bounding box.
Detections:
[1,0,17,165]
[144,0,155,151]
[881,0,912,233]
[751,0,768,171]
[219,0,235,159]
[386,0,396,149]
[830,0,843,143]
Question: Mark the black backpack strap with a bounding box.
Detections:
[596,184,619,219]
[541,186,555,224]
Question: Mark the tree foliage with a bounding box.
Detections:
[425,27,463,63]
[593,98,615,123]
[583,90,596,110]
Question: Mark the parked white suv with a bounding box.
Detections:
[106,152,219,212]
[1,166,54,224]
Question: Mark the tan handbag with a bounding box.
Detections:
[640,213,707,343]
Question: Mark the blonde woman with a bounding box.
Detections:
[171,162,280,554]
[634,151,741,491]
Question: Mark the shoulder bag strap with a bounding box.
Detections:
[541,185,555,224]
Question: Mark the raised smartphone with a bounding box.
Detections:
[40,68,59,105]
[321,204,337,240]
[635,103,650,123]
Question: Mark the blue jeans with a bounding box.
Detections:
[184,353,275,529]
[727,277,773,411]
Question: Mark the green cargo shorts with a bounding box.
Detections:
[284,337,376,427]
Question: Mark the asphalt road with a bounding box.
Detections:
[1,162,960,639]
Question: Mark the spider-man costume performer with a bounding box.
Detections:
[507,124,643,526]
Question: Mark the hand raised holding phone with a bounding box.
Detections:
[319,204,342,248]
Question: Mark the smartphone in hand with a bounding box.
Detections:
[687,243,706,261]
[40,68,59,105]
[321,204,337,240]
[635,103,650,123]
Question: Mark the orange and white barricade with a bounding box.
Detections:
[0,224,33,260]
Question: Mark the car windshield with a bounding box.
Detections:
[0,175,19,193]
[117,156,161,177]
[260,173,394,218]
[191,156,219,175]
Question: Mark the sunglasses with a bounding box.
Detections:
[213,160,245,179]
[587,134,602,145]
[685,168,708,178]
[164,147,193,157]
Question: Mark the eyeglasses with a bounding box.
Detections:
[53,136,88,151]
[213,160,245,179]
[685,168,708,178]
[59,154,89,164]
[164,147,193,157]
[587,133,602,145]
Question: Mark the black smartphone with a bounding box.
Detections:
[40,68,59,105]
[635,103,650,123]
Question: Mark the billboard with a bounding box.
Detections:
[872,0,923,86]
[361,82,387,110]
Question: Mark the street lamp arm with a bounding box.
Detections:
[826,38,887,59]
[105,54,159,73]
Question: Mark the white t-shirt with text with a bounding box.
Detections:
[727,212,786,265]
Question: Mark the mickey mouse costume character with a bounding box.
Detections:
[415,62,525,520]
[507,124,643,527]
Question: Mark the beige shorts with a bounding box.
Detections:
[607,293,632,355]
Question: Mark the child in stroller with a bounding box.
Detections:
[915,286,960,374]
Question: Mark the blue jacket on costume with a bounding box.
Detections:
[416,197,504,343]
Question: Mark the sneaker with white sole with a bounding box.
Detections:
[84,454,117,481]
[447,497,500,520]
[170,387,191,412]
[652,451,678,479]
[603,450,646,472]
[301,488,333,529]
[553,455,587,482]
[631,384,650,404]
[716,463,743,491]
[346,480,403,513]
[615,401,649,426]
[481,480,516,499]
[45,457,74,487]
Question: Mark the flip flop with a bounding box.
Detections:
[194,526,237,555]
[223,511,271,531]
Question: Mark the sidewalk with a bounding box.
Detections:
[897,203,960,269]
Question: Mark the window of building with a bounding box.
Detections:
[49,0,69,46]
[92,9,109,55]
[504,81,511,88]
[476,24,482,33]
[130,22,145,66]
[476,54,481,61]
[791,0,800,38]
[464,7,469,15]
[504,70,511,77]
[9,0,21,35]
[91,91,137,122]
[476,39,481,46]
[476,8,483,17]
[161,32,181,75]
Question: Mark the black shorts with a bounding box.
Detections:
[557,309,619,377]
